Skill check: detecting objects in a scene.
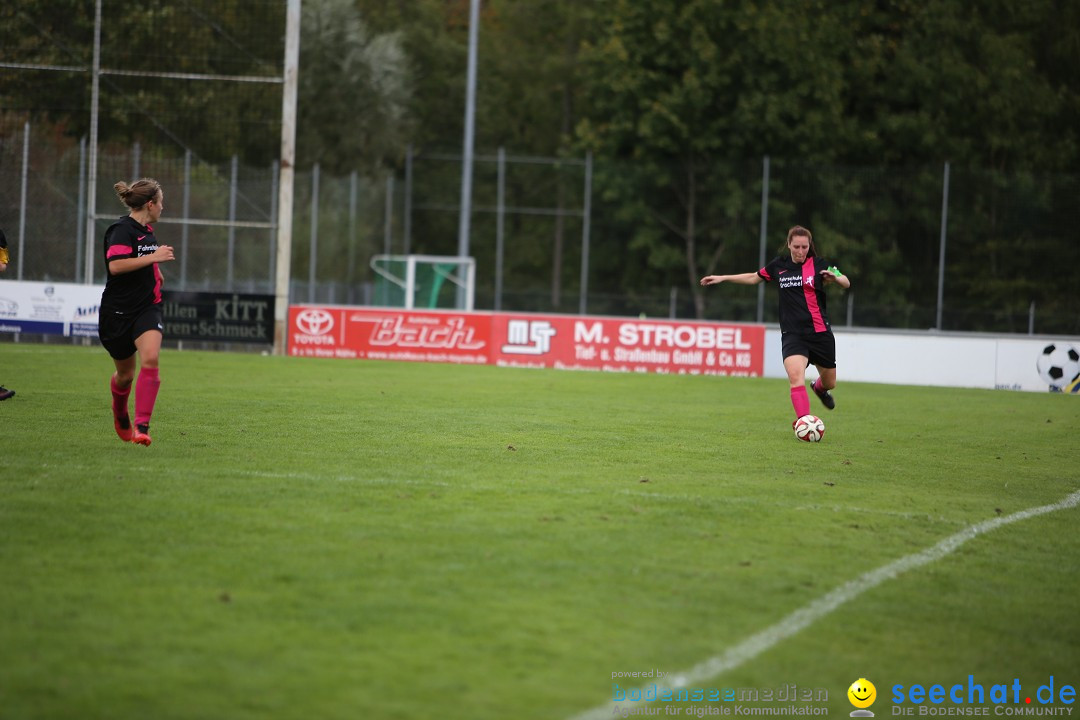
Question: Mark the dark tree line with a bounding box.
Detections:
[2,0,1077,331]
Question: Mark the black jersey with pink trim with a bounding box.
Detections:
[100,215,164,315]
[758,255,834,334]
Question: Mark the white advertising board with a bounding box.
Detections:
[763,328,1080,393]
[0,280,103,337]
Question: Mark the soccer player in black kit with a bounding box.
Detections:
[98,178,175,446]
[0,229,14,400]
[700,225,850,427]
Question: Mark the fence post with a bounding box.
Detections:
[269,160,279,292]
[1028,301,1035,335]
[75,136,87,282]
[495,146,506,311]
[347,170,358,302]
[383,174,394,257]
[181,150,191,289]
[227,154,238,289]
[578,150,593,315]
[309,163,320,303]
[757,155,770,323]
[935,161,950,330]
[18,121,29,280]
[404,145,413,256]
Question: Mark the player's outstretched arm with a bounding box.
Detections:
[820,266,851,289]
[700,272,762,287]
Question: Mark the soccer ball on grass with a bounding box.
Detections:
[794,414,825,443]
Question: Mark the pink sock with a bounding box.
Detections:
[111,375,131,419]
[134,367,161,428]
[790,385,810,417]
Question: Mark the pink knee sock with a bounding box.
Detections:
[111,375,131,420]
[790,385,810,417]
[134,367,161,428]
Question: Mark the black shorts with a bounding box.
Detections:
[98,304,164,360]
[781,330,836,369]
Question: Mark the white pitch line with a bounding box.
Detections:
[569,489,1080,720]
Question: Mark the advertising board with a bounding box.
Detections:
[287,305,765,376]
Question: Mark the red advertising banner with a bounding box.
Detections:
[288,306,764,376]
[289,306,491,364]
[490,313,764,376]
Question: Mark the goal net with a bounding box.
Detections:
[370,255,476,311]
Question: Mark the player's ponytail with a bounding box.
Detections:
[114,178,162,210]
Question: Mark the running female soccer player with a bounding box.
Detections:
[98,178,175,446]
[0,229,14,400]
[700,225,850,426]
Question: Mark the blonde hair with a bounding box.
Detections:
[114,178,161,210]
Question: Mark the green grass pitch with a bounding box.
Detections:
[1,342,1077,720]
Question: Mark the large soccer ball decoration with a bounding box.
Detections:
[1036,343,1080,391]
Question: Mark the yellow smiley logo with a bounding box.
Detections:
[848,678,877,709]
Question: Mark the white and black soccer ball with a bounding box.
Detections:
[794,414,825,443]
[1035,343,1080,390]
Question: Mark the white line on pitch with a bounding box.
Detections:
[568,489,1080,720]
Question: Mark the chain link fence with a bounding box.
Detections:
[1,123,1078,335]
[2,0,1076,336]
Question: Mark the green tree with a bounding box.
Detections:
[577,0,852,318]
[470,0,596,308]
[838,0,1073,171]
[835,0,1080,330]
[298,0,412,173]
[0,0,285,164]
